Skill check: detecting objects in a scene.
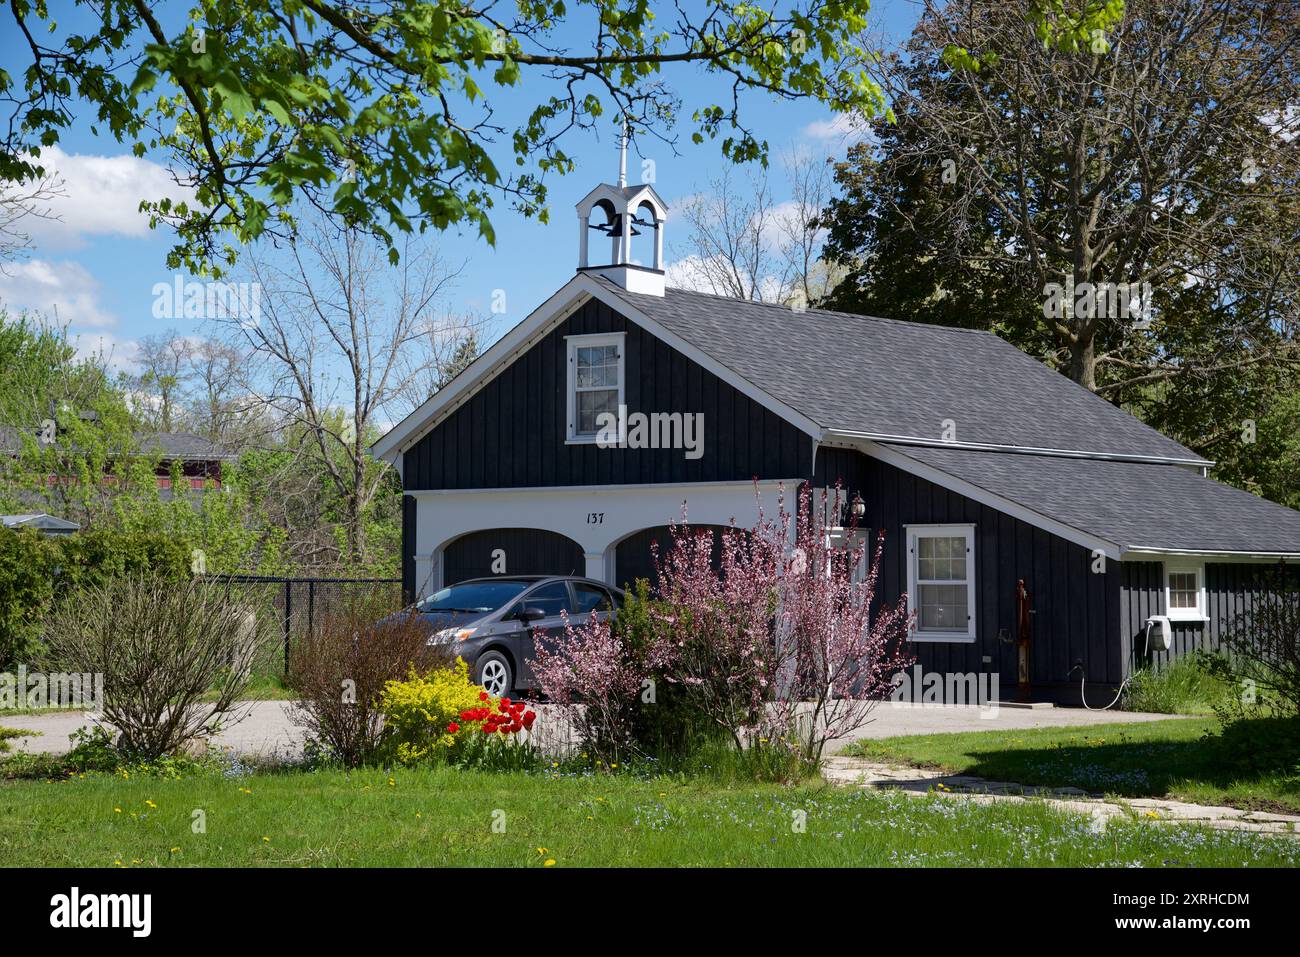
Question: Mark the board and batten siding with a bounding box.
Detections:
[814,445,1122,697]
[1119,560,1299,674]
[402,298,812,491]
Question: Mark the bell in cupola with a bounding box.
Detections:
[574,122,669,296]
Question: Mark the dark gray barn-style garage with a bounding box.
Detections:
[373,164,1300,703]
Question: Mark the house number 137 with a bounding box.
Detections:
[587,512,604,525]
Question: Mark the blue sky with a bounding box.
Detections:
[0,1,922,371]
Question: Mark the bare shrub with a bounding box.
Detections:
[42,574,273,759]
[286,594,444,767]
[1213,565,1300,719]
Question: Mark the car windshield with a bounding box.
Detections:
[418,580,532,613]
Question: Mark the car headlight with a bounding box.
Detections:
[429,626,477,646]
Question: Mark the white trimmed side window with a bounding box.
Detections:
[1164,561,1206,622]
[906,524,976,642]
[566,333,625,442]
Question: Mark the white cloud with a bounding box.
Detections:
[664,255,727,294]
[0,258,119,329]
[72,330,141,372]
[801,113,867,142]
[9,146,192,251]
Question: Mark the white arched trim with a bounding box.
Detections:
[409,478,800,594]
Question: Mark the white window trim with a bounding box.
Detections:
[565,332,625,444]
[905,523,977,643]
[1163,560,1208,623]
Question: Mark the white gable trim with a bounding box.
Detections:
[858,439,1123,561]
[371,272,821,463]
[371,276,593,462]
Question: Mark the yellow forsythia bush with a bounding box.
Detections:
[379,658,489,765]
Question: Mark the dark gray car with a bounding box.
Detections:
[412,575,623,696]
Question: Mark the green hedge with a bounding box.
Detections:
[0,528,193,669]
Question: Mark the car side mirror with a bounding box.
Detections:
[515,606,546,623]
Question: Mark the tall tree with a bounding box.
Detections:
[820,0,1300,502]
[0,312,156,524]
[130,331,193,433]
[184,337,262,445]
[228,213,473,565]
[3,0,886,274]
[671,151,842,305]
[825,0,1299,390]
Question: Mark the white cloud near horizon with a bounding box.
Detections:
[71,329,141,371]
[0,258,119,329]
[663,254,723,294]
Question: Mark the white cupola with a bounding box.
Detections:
[575,128,668,296]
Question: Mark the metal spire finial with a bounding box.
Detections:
[617,119,628,188]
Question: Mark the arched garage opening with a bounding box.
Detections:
[443,528,586,585]
[613,524,737,593]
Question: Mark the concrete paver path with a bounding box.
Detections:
[821,756,1300,837]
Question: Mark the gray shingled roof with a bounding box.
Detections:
[599,282,1300,553]
[1,513,81,533]
[888,443,1300,554]
[603,283,1204,462]
[134,431,230,460]
[1,426,229,460]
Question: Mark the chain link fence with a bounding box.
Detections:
[207,574,404,677]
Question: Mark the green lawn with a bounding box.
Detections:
[2,764,1298,867]
[204,671,296,702]
[843,717,1300,814]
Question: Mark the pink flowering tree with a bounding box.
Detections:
[652,513,785,751]
[655,483,913,768]
[768,483,914,766]
[534,483,913,771]
[531,607,666,762]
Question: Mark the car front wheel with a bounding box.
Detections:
[475,651,513,697]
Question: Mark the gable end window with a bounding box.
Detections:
[1164,561,1207,622]
[566,333,626,443]
[905,524,976,642]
